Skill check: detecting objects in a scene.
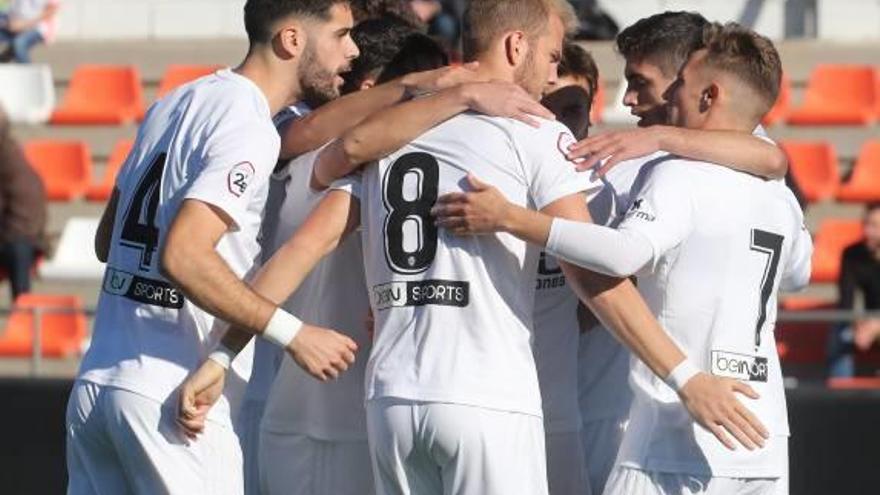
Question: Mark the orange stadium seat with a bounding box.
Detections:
[50,65,146,125]
[786,65,878,126]
[157,64,221,99]
[85,139,134,201]
[0,294,87,358]
[762,74,790,126]
[23,140,92,201]
[810,219,864,283]
[779,141,841,202]
[837,140,880,203]
[827,377,880,389]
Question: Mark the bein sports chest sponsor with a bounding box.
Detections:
[711,350,769,382]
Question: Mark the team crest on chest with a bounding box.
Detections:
[228,161,256,197]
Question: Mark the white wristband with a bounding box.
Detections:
[665,360,700,392]
[207,343,237,370]
[262,308,303,348]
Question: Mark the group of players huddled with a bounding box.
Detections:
[64,1,812,494]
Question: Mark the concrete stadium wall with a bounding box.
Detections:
[48,0,880,41]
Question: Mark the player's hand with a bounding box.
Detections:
[286,324,358,382]
[566,127,668,174]
[432,174,510,235]
[177,359,226,439]
[678,372,769,451]
[402,62,482,94]
[854,318,880,351]
[461,81,556,128]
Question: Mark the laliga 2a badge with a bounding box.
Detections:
[228,162,255,197]
[557,132,586,165]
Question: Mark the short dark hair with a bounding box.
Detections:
[616,11,708,77]
[558,42,598,102]
[341,16,418,93]
[700,22,782,116]
[244,0,350,45]
[376,33,449,84]
[349,0,422,26]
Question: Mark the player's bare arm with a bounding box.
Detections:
[568,126,787,179]
[279,63,482,160]
[178,190,361,436]
[311,81,556,189]
[94,187,120,263]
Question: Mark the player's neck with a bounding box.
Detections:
[235,51,301,116]
[699,110,757,134]
[471,55,516,85]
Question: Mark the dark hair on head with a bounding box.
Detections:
[616,11,708,77]
[376,33,449,84]
[867,202,880,215]
[700,22,782,116]
[558,42,598,102]
[349,0,422,27]
[341,16,419,93]
[244,0,350,45]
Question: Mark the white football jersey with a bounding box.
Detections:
[260,148,372,441]
[78,69,280,424]
[352,114,600,417]
[615,159,812,478]
[577,126,772,425]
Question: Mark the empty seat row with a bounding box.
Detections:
[23,138,133,201]
[0,64,221,125]
[783,140,880,203]
[0,294,87,358]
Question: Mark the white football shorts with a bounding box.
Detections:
[66,380,242,495]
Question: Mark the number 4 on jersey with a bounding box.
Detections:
[750,229,784,350]
[120,153,166,271]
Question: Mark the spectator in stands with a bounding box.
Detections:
[541,42,598,140]
[410,0,459,48]
[0,0,60,63]
[829,203,880,377]
[0,106,47,303]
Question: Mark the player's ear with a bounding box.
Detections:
[503,30,529,68]
[700,83,719,113]
[274,22,305,60]
[359,79,376,91]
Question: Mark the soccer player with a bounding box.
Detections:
[65,1,361,493]
[434,22,811,495]
[569,12,789,493]
[257,32,450,495]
